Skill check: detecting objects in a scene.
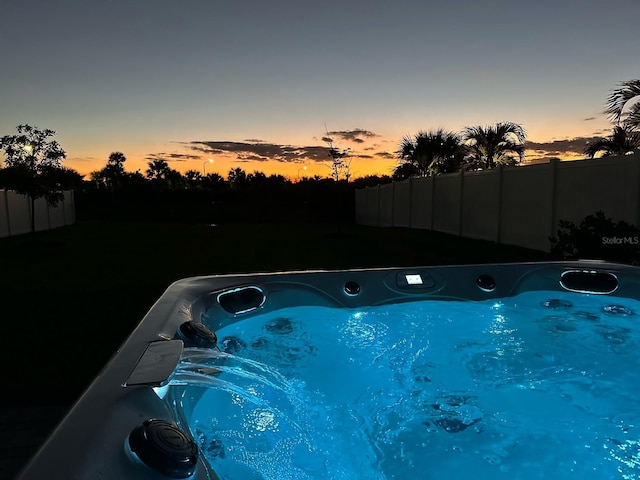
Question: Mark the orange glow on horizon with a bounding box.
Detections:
[66,150,400,181]
[66,149,588,181]
[60,125,608,181]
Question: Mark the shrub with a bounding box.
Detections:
[550,211,640,264]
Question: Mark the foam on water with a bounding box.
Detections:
[170,291,640,479]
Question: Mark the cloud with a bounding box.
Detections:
[236,153,269,162]
[191,145,227,155]
[191,140,333,163]
[524,137,601,155]
[146,152,201,162]
[169,153,201,160]
[326,129,378,144]
[68,156,99,163]
[187,135,396,165]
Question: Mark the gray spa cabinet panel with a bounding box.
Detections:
[125,340,183,387]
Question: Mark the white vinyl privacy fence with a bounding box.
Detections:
[355,153,640,252]
[0,190,75,238]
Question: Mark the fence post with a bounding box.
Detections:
[46,198,52,230]
[61,191,67,227]
[635,154,640,227]
[377,184,381,227]
[2,190,10,237]
[27,195,33,234]
[430,175,435,230]
[548,158,559,244]
[70,190,76,224]
[391,181,396,227]
[496,165,503,243]
[408,176,413,228]
[458,169,464,236]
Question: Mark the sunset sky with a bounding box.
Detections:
[1,0,638,180]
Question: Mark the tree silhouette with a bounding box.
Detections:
[105,151,126,187]
[184,170,203,189]
[145,159,186,190]
[107,151,126,170]
[397,129,466,176]
[202,172,225,191]
[227,167,247,185]
[91,151,127,190]
[352,175,393,188]
[605,79,640,131]
[165,169,186,190]
[584,126,640,158]
[265,174,287,188]
[89,170,105,189]
[146,159,171,180]
[463,122,526,170]
[247,170,267,186]
[0,124,68,235]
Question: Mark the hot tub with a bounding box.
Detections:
[18,261,640,479]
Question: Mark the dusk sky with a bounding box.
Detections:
[1,0,638,179]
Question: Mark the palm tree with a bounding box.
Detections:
[227,167,247,185]
[146,159,171,180]
[95,151,128,190]
[202,172,225,191]
[397,129,467,176]
[107,151,126,170]
[463,121,526,170]
[605,79,640,131]
[184,170,202,189]
[584,126,640,158]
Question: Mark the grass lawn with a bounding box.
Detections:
[0,220,549,407]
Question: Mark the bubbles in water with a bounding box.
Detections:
[604,436,640,478]
[220,336,247,354]
[594,324,631,346]
[542,299,573,309]
[483,454,502,465]
[174,347,381,480]
[571,311,600,321]
[339,315,389,351]
[603,304,635,316]
[426,394,483,434]
[539,315,577,333]
[263,317,295,334]
[248,333,317,369]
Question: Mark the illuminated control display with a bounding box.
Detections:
[395,271,435,289]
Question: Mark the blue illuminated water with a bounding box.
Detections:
[169,291,640,479]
